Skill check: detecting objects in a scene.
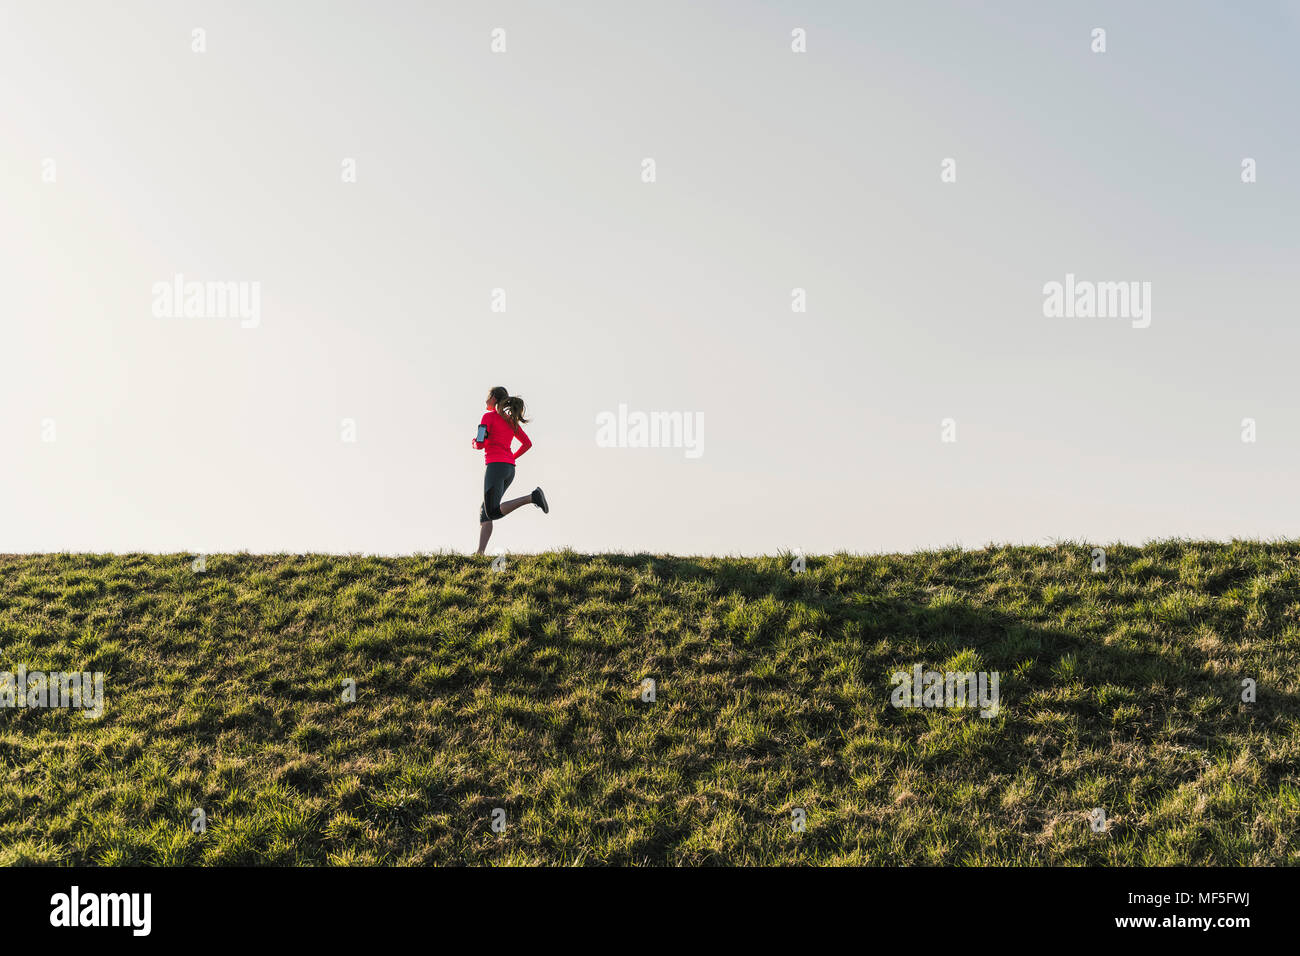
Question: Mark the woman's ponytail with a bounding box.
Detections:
[490,386,529,431]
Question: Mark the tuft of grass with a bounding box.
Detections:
[0,542,1298,865]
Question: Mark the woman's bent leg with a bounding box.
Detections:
[481,463,513,521]
[497,495,533,517]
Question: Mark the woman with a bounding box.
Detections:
[472,386,549,555]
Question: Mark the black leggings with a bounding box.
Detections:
[480,462,516,522]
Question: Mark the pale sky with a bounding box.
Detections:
[2,1,1298,556]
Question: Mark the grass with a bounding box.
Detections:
[0,540,1297,866]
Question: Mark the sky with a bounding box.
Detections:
[2,0,1298,556]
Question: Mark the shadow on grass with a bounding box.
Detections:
[583,553,1299,862]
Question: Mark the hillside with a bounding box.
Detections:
[1,543,1297,865]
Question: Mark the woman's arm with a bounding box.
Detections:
[472,413,491,450]
[512,424,532,458]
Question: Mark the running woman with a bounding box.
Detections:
[472,386,549,555]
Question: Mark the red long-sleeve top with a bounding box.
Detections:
[474,410,532,464]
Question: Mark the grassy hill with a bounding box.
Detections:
[1,542,1297,866]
